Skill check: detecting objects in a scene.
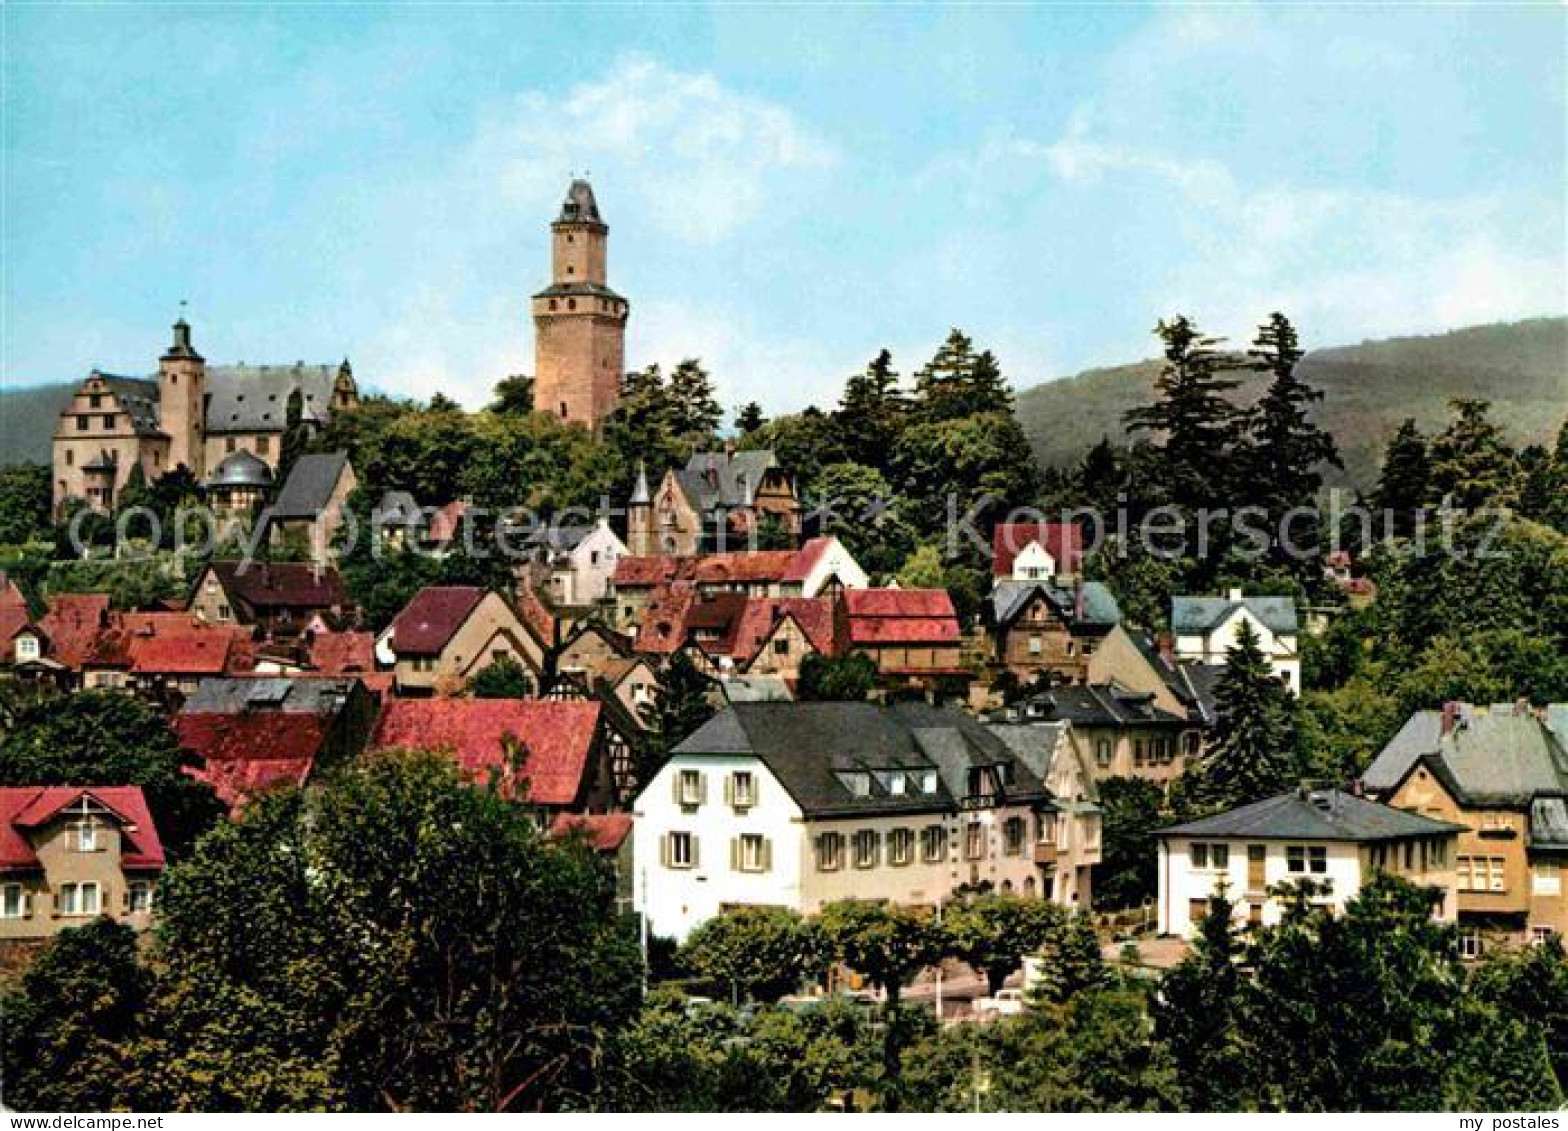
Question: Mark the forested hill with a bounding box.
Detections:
[0,382,74,466]
[1016,317,1568,490]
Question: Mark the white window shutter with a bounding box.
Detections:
[660,833,671,868]
[699,773,708,805]
[724,773,734,807]
[691,835,700,870]
[730,837,740,871]
[671,773,682,804]
[762,838,773,872]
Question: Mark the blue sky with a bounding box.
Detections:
[3,3,1563,416]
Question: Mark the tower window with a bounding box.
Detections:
[549,299,558,311]
[567,298,577,310]
[566,265,574,276]
[559,402,568,418]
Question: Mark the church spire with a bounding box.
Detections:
[630,460,651,505]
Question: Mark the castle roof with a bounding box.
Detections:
[556,178,603,225]
[205,363,346,435]
[206,449,273,489]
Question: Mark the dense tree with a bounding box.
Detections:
[816,900,943,1009]
[469,653,534,699]
[734,401,766,435]
[741,408,848,499]
[638,651,718,782]
[1124,316,1243,513]
[679,906,820,1004]
[0,463,51,546]
[1027,911,1106,1007]
[795,651,879,702]
[489,374,535,416]
[1189,620,1301,811]
[943,894,1061,995]
[1371,418,1431,537]
[835,349,907,470]
[667,359,724,446]
[1427,397,1517,510]
[1,918,154,1112]
[1091,777,1167,909]
[1244,314,1341,531]
[808,461,914,574]
[909,331,1011,425]
[0,690,223,857]
[1154,885,1253,1110]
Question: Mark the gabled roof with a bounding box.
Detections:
[268,452,351,519]
[176,712,331,771]
[991,522,1084,578]
[634,585,699,655]
[204,363,346,434]
[308,631,377,675]
[840,588,960,646]
[205,561,347,611]
[1172,594,1298,635]
[95,374,165,436]
[1005,683,1191,729]
[612,556,684,588]
[0,786,165,871]
[370,699,602,807]
[673,450,784,512]
[388,586,488,655]
[187,757,314,810]
[730,598,837,665]
[782,537,839,582]
[37,594,111,668]
[670,702,1049,818]
[988,579,1120,630]
[1159,788,1465,842]
[1364,703,1568,807]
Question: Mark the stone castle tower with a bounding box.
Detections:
[158,316,206,477]
[531,178,628,430]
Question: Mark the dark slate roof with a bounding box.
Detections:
[1532,798,1568,851]
[97,374,165,436]
[204,363,345,434]
[181,676,359,716]
[1159,789,1466,842]
[1363,704,1568,806]
[268,452,350,519]
[557,178,603,225]
[1123,629,1219,724]
[671,701,1051,818]
[534,282,625,301]
[1171,594,1298,635]
[988,579,1120,630]
[206,449,273,489]
[999,683,1189,729]
[675,450,782,512]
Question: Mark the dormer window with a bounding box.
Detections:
[839,771,872,798]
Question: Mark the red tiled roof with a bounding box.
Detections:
[0,573,27,609]
[516,585,557,643]
[129,632,234,675]
[425,500,467,545]
[389,586,487,655]
[612,556,684,588]
[309,630,378,675]
[0,786,165,871]
[782,537,833,583]
[38,594,111,668]
[634,584,698,655]
[370,699,601,807]
[207,561,347,610]
[991,522,1084,578]
[722,597,837,664]
[841,588,960,646]
[691,551,797,585]
[0,605,34,663]
[187,758,314,810]
[176,712,332,765]
[549,811,632,851]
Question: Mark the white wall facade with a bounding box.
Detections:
[1010,541,1057,581]
[1174,605,1300,693]
[798,537,869,596]
[560,521,628,604]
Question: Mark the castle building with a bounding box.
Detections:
[51,318,358,514]
[531,179,629,431]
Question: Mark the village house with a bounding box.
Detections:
[1156,787,1463,938]
[0,786,166,941]
[382,586,545,696]
[627,450,801,557]
[175,676,380,808]
[515,518,628,606]
[190,561,351,640]
[25,604,257,698]
[1085,624,1221,730]
[1171,589,1301,693]
[1364,701,1568,954]
[994,683,1201,789]
[834,588,970,695]
[631,590,838,683]
[982,578,1120,684]
[264,451,358,560]
[990,522,1085,583]
[634,702,1100,942]
[51,316,358,514]
[370,698,623,820]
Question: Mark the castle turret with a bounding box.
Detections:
[627,460,653,556]
[158,314,206,478]
[531,178,628,431]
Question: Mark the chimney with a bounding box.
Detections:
[1156,632,1174,662]
[1441,701,1461,736]
[1227,587,1244,601]
[1074,579,1086,621]
[723,438,737,458]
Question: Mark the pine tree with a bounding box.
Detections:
[910,329,980,425]
[1027,911,1106,1006]
[1154,884,1254,1110]
[1548,420,1568,533]
[1372,418,1431,537]
[1123,315,1243,511]
[605,364,684,483]
[1245,313,1340,521]
[835,349,907,469]
[1192,618,1300,810]
[734,402,766,435]
[1427,397,1518,511]
[668,358,723,445]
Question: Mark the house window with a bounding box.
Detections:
[226,437,237,453]
[816,831,845,871]
[65,451,73,467]
[127,881,152,913]
[73,818,100,852]
[735,834,768,873]
[1286,845,1327,874]
[1457,856,1507,892]
[676,769,705,808]
[58,882,100,916]
[1,884,24,918]
[773,638,789,655]
[102,414,116,429]
[1458,931,1483,960]
[1189,897,1211,923]
[888,828,914,866]
[853,829,881,869]
[1028,635,1042,655]
[256,436,270,455]
[727,770,756,810]
[217,604,232,621]
[965,820,985,861]
[1533,860,1562,897]
[921,825,947,863]
[76,415,88,431]
[1191,843,1229,870]
[89,393,102,408]
[1003,816,1026,856]
[15,635,39,662]
[665,831,695,869]
[1095,739,1112,767]
[1533,927,1558,946]
[1133,740,1146,766]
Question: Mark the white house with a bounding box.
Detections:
[784,535,869,597]
[1156,788,1463,938]
[633,701,1093,942]
[517,519,629,606]
[1171,589,1301,693]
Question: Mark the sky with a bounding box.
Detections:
[3,3,1564,418]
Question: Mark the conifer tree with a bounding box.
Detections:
[734,402,766,435]
[835,349,907,469]
[1245,313,1340,521]
[1154,884,1253,1110]
[1427,397,1518,510]
[1372,418,1431,537]
[668,358,723,445]
[1191,619,1300,810]
[910,329,982,425]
